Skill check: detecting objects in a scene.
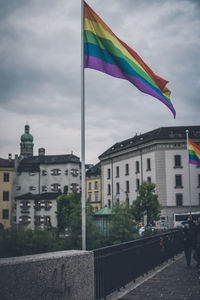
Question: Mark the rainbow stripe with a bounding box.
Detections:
[188,138,200,166]
[84,2,176,118]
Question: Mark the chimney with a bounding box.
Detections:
[8,153,12,161]
[38,148,45,156]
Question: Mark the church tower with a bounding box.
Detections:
[20,124,34,157]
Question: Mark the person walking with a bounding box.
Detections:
[182,223,193,267]
[194,216,200,268]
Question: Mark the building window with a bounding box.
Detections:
[44,201,52,210]
[3,191,9,201]
[107,184,111,195]
[198,174,200,187]
[94,181,98,190]
[107,168,111,179]
[3,173,9,182]
[16,186,21,191]
[135,161,140,173]
[116,182,120,194]
[108,199,111,208]
[199,193,200,206]
[42,185,47,192]
[29,172,35,176]
[175,175,183,188]
[147,177,151,183]
[88,182,92,190]
[95,191,99,201]
[19,215,31,224]
[116,166,120,177]
[29,186,36,191]
[70,169,79,177]
[176,194,183,206]
[136,178,140,191]
[44,216,51,226]
[42,170,47,176]
[34,216,40,225]
[34,200,41,210]
[125,164,129,175]
[51,169,61,176]
[174,155,182,168]
[88,192,92,202]
[20,201,31,210]
[51,183,61,192]
[70,183,79,193]
[2,209,9,219]
[65,170,68,175]
[146,158,151,171]
[126,181,129,193]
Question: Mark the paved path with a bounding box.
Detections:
[119,255,200,300]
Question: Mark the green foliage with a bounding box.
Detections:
[109,201,137,244]
[0,227,60,258]
[56,193,80,233]
[56,193,103,250]
[131,181,161,225]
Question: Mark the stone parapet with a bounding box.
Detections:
[0,250,94,300]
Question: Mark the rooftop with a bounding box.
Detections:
[99,125,200,159]
[18,154,80,172]
[15,192,60,200]
[86,162,101,177]
[0,158,14,168]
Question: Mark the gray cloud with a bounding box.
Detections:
[0,0,200,163]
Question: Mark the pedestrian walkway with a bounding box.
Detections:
[106,254,200,300]
[119,254,200,300]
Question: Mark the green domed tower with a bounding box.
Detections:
[20,124,34,157]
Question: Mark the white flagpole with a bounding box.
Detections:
[186,129,192,214]
[81,0,86,250]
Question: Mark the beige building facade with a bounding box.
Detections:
[86,163,102,211]
[0,157,14,229]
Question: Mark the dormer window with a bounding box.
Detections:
[42,170,47,176]
[51,169,61,176]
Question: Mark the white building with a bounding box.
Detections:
[12,124,81,229]
[99,126,200,227]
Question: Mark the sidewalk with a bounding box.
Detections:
[119,254,200,300]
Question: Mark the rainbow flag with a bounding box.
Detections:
[84,2,176,118]
[188,138,200,166]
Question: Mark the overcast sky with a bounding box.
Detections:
[0,0,200,164]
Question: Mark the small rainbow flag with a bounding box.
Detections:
[84,2,176,118]
[188,138,200,166]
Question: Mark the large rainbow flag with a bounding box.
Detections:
[84,2,176,118]
[188,138,200,166]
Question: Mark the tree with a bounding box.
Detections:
[109,201,137,244]
[56,193,103,249]
[131,182,161,225]
[56,193,80,233]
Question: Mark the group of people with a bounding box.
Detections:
[182,215,200,273]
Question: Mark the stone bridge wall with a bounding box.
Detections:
[0,250,94,300]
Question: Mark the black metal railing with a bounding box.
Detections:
[94,230,183,299]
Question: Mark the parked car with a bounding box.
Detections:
[139,225,157,236]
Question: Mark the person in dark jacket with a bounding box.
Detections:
[187,215,196,249]
[194,216,200,268]
[182,223,193,267]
